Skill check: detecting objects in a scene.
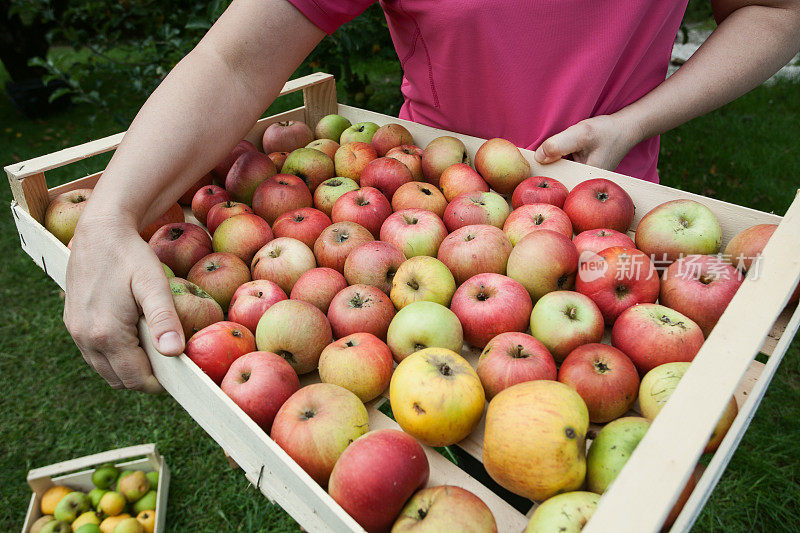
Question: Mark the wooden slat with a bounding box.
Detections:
[7,171,48,223]
[245,107,306,152]
[303,77,338,130]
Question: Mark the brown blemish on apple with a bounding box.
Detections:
[72,195,87,203]
[421,187,433,196]
[417,507,428,520]
[659,314,687,329]
[615,284,629,298]
[344,339,358,348]
[413,402,426,415]
[407,279,420,291]
[557,274,569,288]
[168,227,184,241]
[349,293,371,309]
[326,179,343,187]
[565,427,577,439]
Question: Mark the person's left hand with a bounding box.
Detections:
[533,114,642,171]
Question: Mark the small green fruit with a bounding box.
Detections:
[132,490,157,514]
[92,464,119,489]
[53,491,90,522]
[145,471,159,487]
[89,488,108,509]
[75,524,103,533]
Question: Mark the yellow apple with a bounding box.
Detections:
[41,485,73,515]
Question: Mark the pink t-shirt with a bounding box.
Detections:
[288,0,689,182]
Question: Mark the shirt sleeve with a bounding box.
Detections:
[286,0,378,35]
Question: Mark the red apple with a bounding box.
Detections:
[225,150,277,204]
[318,332,394,402]
[328,429,429,533]
[635,199,722,264]
[442,191,510,232]
[380,209,447,258]
[558,343,640,423]
[140,202,184,242]
[149,222,212,277]
[306,138,340,160]
[529,290,605,363]
[255,299,333,374]
[191,185,231,226]
[187,252,251,310]
[474,137,531,195]
[575,246,660,324]
[252,174,313,225]
[506,229,579,302]
[563,178,635,234]
[168,277,224,339]
[268,151,289,172]
[179,173,213,205]
[331,187,392,238]
[206,200,254,235]
[476,332,557,399]
[185,320,256,384]
[212,213,274,264]
[450,273,533,348]
[437,225,513,286]
[313,177,360,217]
[281,147,335,192]
[344,241,406,294]
[251,236,316,294]
[391,181,448,218]
[212,139,257,183]
[313,221,375,272]
[421,136,469,187]
[439,163,490,202]
[228,279,288,334]
[511,176,569,209]
[502,203,573,245]
[290,267,348,314]
[334,141,378,183]
[262,120,314,153]
[328,284,396,340]
[386,144,423,181]
[359,157,414,202]
[221,351,300,431]
[572,228,635,258]
[371,123,414,156]
[272,207,332,248]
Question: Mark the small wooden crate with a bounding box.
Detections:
[22,443,169,532]
[7,73,800,532]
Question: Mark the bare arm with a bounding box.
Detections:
[65,0,325,391]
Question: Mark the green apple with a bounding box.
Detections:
[386,301,464,363]
[74,525,103,533]
[117,471,150,502]
[586,416,651,493]
[39,521,71,533]
[92,463,119,490]
[340,121,380,144]
[145,471,159,487]
[88,488,107,509]
[72,511,102,530]
[525,491,600,532]
[162,263,175,278]
[132,489,157,514]
[53,491,91,522]
[390,256,456,310]
[315,114,352,142]
[635,199,722,263]
[529,290,605,363]
[112,517,145,533]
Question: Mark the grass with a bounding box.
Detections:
[2,41,800,533]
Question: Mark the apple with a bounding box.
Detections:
[191,184,231,226]
[511,176,569,209]
[318,332,394,402]
[524,492,599,532]
[228,279,288,334]
[660,254,744,336]
[132,491,156,514]
[340,121,380,144]
[639,362,738,453]
[391,181,448,217]
[205,200,254,235]
[251,174,314,225]
[306,138,339,160]
[437,163,489,203]
[611,303,705,375]
[313,177,360,217]
[262,120,314,153]
[484,380,589,500]
[572,228,635,258]
[328,429,429,533]
[371,123,414,156]
[315,114,352,142]
[139,202,184,242]
[256,299,333,374]
[92,465,118,490]
[503,203,573,245]
[392,485,497,533]
[331,186,392,237]
[185,320,256,383]
[212,213,273,264]
[635,199,722,263]
[506,229,579,302]
[290,267,348,314]
[272,207,332,248]
[563,178,635,234]
[334,141,378,183]
[443,191,510,232]
[380,208,447,258]
[221,351,299,431]
[268,151,290,173]
[313,221,375,272]
[476,332,557,399]
[212,139,257,183]
[271,383,369,486]
[281,147,335,192]
[391,256,456,309]
[474,137,531,195]
[386,144,423,181]
[169,278,224,340]
[421,136,470,187]
[529,290,604,362]
[450,273,532,348]
[558,343,640,423]
[343,241,406,294]
[98,491,125,516]
[386,301,464,363]
[117,471,150,502]
[359,157,414,201]
[149,222,212,277]
[328,284,396,340]
[437,225,513,285]
[585,416,650,494]
[390,347,485,446]
[225,150,277,204]
[575,246,660,324]
[251,236,316,294]
[45,188,92,244]
[53,492,91,522]
[187,252,251,310]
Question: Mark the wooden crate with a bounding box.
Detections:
[22,443,169,532]
[7,72,800,532]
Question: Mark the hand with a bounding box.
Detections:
[63,214,185,392]
[533,114,643,171]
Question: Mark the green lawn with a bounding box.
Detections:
[2,54,800,533]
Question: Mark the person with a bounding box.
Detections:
[64,0,800,391]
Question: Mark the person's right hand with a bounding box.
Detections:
[64,214,186,392]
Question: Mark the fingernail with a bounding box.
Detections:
[143,375,164,395]
[157,331,183,354]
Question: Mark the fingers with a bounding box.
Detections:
[535,122,593,164]
[104,338,161,392]
[80,347,124,389]
[131,262,186,357]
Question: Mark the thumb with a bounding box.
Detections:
[132,264,185,356]
[534,124,586,164]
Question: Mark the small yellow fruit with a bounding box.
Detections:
[30,515,55,533]
[98,491,126,516]
[72,511,101,530]
[112,517,144,533]
[136,510,156,533]
[41,485,74,515]
[99,514,130,533]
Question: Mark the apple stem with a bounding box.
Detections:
[438,363,451,376]
[407,279,420,291]
[417,508,428,520]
